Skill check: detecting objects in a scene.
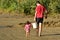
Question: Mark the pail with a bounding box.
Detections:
[32,23,37,29]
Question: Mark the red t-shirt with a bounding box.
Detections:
[35,4,46,18]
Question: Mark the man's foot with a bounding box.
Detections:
[39,34,42,37]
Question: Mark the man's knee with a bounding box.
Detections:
[39,23,42,26]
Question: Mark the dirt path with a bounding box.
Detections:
[0,23,60,40]
[0,14,60,40]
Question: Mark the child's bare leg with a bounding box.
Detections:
[26,32,28,37]
[26,32,30,37]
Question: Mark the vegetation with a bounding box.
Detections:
[0,0,60,15]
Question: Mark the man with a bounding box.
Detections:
[34,1,47,36]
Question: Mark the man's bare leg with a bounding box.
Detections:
[36,28,39,36]
[39,23,42,36]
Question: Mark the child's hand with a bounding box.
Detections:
[24,28,25,31]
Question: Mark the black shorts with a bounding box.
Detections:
[36,18,43,27]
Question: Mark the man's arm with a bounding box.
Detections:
[34,11,37,21]
[43,6,48,19]
[45,10,48,19]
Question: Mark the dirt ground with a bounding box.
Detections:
[0,14,60,40]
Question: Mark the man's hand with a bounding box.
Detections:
[45,10,48,13]
[45,15,47,19]
[45,10,48,19]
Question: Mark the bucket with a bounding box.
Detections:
[32,22,37,29]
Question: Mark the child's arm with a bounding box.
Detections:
[24,25,26,31]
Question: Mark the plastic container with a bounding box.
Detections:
[32,22,37,29]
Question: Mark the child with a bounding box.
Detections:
[24,21,31,37]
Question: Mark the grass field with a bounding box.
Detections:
[0,14,60,40]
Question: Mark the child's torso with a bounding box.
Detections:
[25,24,31,30]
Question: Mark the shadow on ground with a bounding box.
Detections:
[42,33,60,36]
[0,25,13,28]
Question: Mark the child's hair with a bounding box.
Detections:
[26,21,31,24]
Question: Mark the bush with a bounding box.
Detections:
[0,0,60,15]
[20,0,36,15]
